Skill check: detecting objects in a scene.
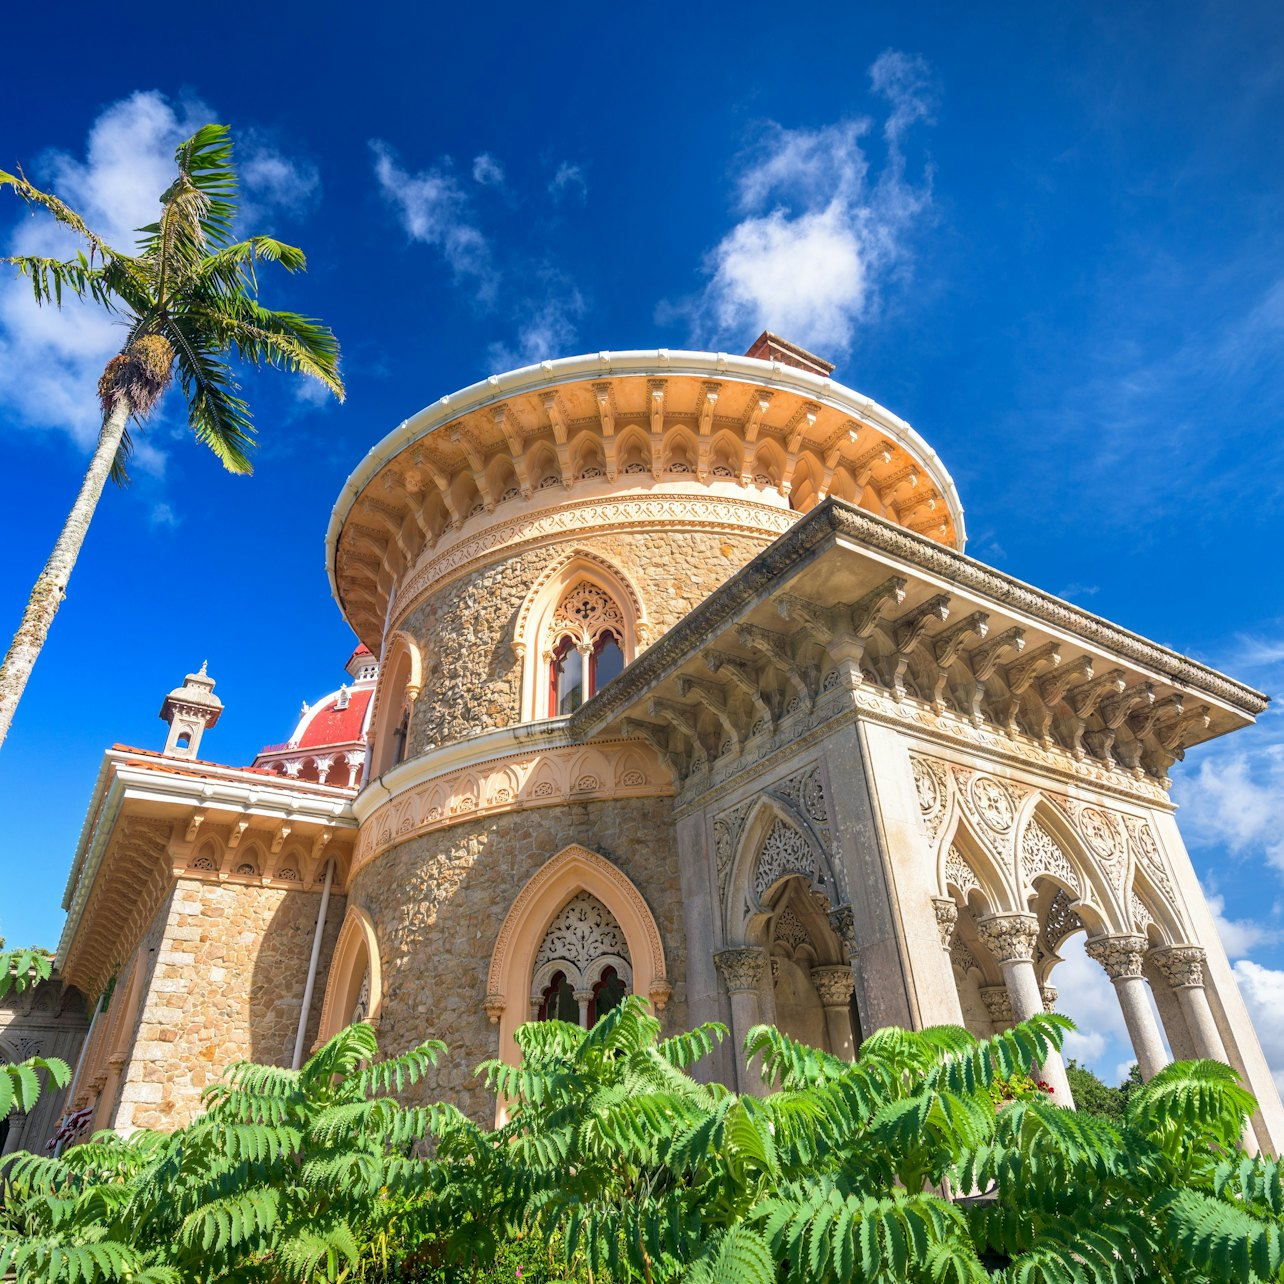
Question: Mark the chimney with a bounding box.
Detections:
[744,331,836,378]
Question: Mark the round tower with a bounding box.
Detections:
[321,340,964,1115]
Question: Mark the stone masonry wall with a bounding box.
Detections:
[400,528,771,753]
[114,879,346,1131]
[349,797,685,1123]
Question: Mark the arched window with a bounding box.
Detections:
[538,970,579,1022]
[589,965,627,1025]
[391,705,410,766]
[591,629,624,690]
[544,583,628,716]
[550,637,585,716]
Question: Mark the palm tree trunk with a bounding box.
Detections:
[0,396,132,749]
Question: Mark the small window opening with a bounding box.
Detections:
[538,970,579,1023]
[589,965,627,1025]
[550,637,584,716]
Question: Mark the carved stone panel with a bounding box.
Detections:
[534,892,632,975]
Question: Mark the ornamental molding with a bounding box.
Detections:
[353,739,669,873]
[1020,819,1081,896]
[390,492,795,631]
[532,891,632,992]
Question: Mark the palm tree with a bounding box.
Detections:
[0,124,343,749]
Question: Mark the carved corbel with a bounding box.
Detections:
[647,697,701,740]
[450,428,495,510]
[875,464,920,508]
[998,640,1061,732]
[228,817,250,850]
[736,622,817,707]
[420,459,464,524]
[622,716,687,777]
[925,610,990,710]
[960,626,1025,724]
[540,393,574,487]
[851,439,894,487]
[704,648,775,730]
[740,390,773,483]
[1030,655,1095,745]
[589,383,618,480]
[696,382,721,480]
[1100,681,1155,729]
[885,593,951,699]
[647,380,666,479]
[675,674,742,752]
[779,402,819,496]
[817,424,859,499]
[270,823,292,856]
[492,404,532,497]
[185,810,206,843]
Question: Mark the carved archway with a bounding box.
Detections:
[317,907,383,1044]
[485,845,668,1070]
[369,632,424,778]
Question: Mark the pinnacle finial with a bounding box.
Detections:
[198,659,208,676]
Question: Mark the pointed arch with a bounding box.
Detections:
[317,907,383,1045]
[369,631,424,778]
[512,548,649,720]
[485,844,669,1071]
[724,793,838,944]
[936,811,1016,916]
[614,425,652,478]
[1016,798,1121,935]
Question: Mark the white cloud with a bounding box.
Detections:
[370,142,496,300]
[239,143,320,221]
[149,501,179,529]
[292,376,334,408]
[472,153,505,187]
[548,162,587,202]
[486,277,586,371]
[0,91,209,452]
[673,49,934,357]
[1205,891,1276,960]
[1231,959,1284,1092]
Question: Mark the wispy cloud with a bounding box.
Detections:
[664,49,935,356]
[487,272,586,370]
[239,140,321,222]
[472,153,505,187]
[149,501,179,529]
[1232,959,1284,1092]
[370,141,496,300]
[548,162,587,203]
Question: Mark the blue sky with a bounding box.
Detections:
[1,1,1282,1087]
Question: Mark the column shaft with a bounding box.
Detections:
[1085,935,1171,1082]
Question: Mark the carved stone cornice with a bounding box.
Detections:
[1084,934,1148,980]
[1151,945,1207,990]
[976,914,1040,964]
[714,947,767,994]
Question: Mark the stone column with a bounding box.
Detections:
[811,965,857,1059]
[1152,944,1258,1155]
[714,947,768,1095]
[1084,935,1170,1081]
[1151,946,1227,1061]
[574,989,593,1029]
[976,913,1074,1107]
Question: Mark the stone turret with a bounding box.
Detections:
[158,661,222,758]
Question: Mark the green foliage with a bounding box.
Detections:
[1064,1058,1142,1123]
[0,945,70,1119]
[2,1000,1279,1283]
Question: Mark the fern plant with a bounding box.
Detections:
[0,944,70,1120]
[0,1023,443,1283]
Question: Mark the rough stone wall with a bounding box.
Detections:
[114,879,346,1131]
[400,529,771,753]
[0,975,89,1155]
[350,797,685,1123]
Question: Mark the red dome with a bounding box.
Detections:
[295,688,374,749]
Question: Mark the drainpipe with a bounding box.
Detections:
[292,859,334,1069]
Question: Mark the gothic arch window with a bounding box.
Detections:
[529,891,633,1028]
[514,554,646,721]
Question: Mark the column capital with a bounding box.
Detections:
[1041,984,1059,1012]
[1085,934,1148,980]
[1151,944,1207,989]
[648,979,673,1013]
[932,897,959,949]
[810,965,856,1008]
[714,946,767,994]
[980,985,1015,1026]
[976,913,1040,963]
[483,993,506,1025]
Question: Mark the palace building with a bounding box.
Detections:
[7,333,1281,1154]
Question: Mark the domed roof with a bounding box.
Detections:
[293,688,374,749]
